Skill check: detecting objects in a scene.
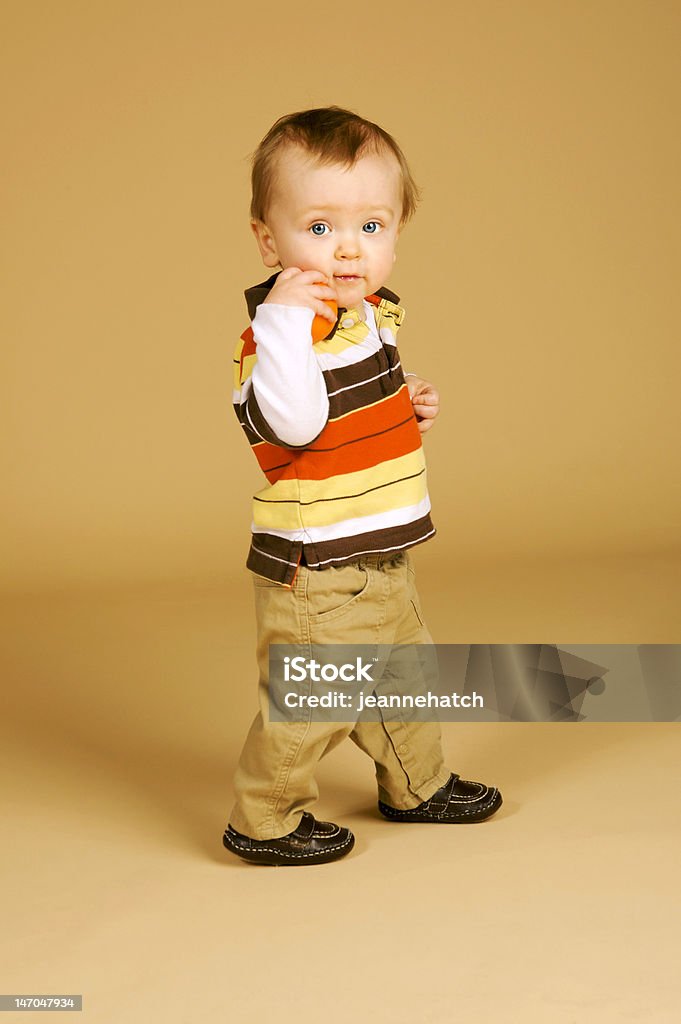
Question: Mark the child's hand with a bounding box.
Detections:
[405,374,440,434]
[263,267,338,324]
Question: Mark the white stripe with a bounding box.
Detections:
[252,496,432,544]
[250,543,299,568]
[239,358,404,405]
[379,326,397,348]
[327,365,393,398]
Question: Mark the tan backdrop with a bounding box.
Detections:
[2,6,681,1023]
[2,1,679,595]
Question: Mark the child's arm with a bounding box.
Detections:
[247,269,338,448]
[404,373,440,434]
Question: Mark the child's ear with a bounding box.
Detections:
[250,219,280,268]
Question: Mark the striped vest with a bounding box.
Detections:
[233,272,436,586]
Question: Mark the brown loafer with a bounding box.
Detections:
[223,811,355,866]
[378,773,502,823]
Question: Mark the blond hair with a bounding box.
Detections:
[249,106,421,228]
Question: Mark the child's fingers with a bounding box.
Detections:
[412,390,439,410]
[279,269,334,292]
[278,266,304,280]
[412,387,439,404]
[413,403,438,419]
[310,283,338,300]
[296,269,330,284]
[314,301,338,322]
[417,418,435,434]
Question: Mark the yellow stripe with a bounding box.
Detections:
[232,341,257,389]
[313,320,371,356]
[376,299,404,334]
[253,469,428,531]
[240,352,257,385]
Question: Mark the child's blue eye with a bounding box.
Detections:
[363,221,381,233]
[309,223,329,236]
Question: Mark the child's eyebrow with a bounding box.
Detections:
[301,205,396,217]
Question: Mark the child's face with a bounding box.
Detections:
[252,144,403,314]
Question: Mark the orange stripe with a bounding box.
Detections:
[320,390,413,446]
[252,390,420,482]
[253,443,293,481]
[278,417,422,481]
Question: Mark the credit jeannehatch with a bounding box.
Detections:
[267,644,681,723]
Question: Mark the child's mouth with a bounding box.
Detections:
[335,275,361,282]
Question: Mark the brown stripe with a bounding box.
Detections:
[244,515,436,584]
[301,514,436,571]
[327,368,407,420]
[321,345,401,393]
[246,533,303,587]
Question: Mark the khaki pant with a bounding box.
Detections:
[229,549,450,839]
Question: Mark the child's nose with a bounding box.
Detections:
[334,234,361,259]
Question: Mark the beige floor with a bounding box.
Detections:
[1,551,680,1023]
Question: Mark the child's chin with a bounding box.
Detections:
[335,279,367,300]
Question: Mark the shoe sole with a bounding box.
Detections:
[222,830,355,866]
[378,788,503,823]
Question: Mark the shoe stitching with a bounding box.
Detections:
[223,831,354,859]
[379,789,500,819]
[379,805,496,820]
[429,791,484,805]
[431,781,487,803]
[424,779,487,809]
[313,825,341,839]
[424,782,488,808]
[228,818,341,844]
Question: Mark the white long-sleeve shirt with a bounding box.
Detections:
[248,303,329,447]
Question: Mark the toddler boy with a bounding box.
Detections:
[223,106,502,866]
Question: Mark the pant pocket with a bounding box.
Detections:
[305,563,370,624]
[405,558,426,627]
